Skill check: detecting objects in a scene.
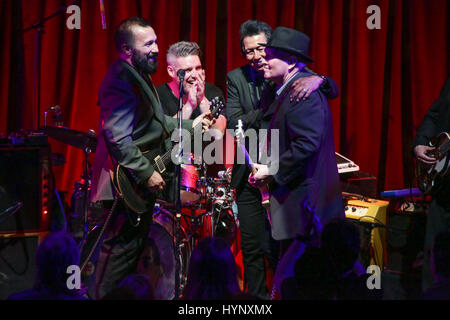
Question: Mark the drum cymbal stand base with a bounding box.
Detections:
[78,142,94,251]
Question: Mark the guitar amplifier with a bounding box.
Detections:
[344,197,389,270]
[0,145,53,233]
[0,232,49,299]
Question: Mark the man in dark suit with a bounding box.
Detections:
[249,26,344,256]
[85,17,213,299]
[413,77,450,292]
[225,20,339,299]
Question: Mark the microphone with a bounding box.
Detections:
[99,0,106,29]
[177,69,186,82]
[53,105,61,114]
[44,105,62,126]
[47,105,60,113]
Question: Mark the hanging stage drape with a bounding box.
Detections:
[0,0,449,201]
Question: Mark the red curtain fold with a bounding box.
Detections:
[0,0,449,202]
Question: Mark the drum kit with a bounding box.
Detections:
[41,125,238,300]
[146,157,237,299]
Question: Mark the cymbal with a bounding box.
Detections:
[40,126,97,152]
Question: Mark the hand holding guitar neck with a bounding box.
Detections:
[236,119,271,225]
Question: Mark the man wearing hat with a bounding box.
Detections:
[225,20,339,300]
[249,27,344,256]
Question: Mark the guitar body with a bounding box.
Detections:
[112,148,171,214]
[417,132,450,194]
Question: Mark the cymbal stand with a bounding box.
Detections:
[78,131,95,250]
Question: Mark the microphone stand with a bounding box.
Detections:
[174,70,185,299]
[22,4,71,130]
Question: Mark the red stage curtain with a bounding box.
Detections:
[0,0,449,202]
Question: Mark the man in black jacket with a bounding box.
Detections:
[225,20,339,299]
[412,77,450,292]
[156,41,227,201]
[85,17,213,299]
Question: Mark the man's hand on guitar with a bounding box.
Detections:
[414,145,437,165]
[193,110,216,133]
[248,163,272,187]
[147,171,166,192]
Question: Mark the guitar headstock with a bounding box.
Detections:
[209,96,225,119]
[236,119,245,144]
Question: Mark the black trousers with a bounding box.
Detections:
[236,182,278,300]
[422,199,450,292]
[81,199,154,299]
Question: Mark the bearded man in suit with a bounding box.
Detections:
[84,17,213,299]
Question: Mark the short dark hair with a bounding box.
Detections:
[35,231,80,293]
[114,17,152,52]
[433,229,450,279]
[239,20,272,54]
[183,237,240,299]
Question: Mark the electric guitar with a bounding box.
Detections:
[416,132,450,194]
[236,119,271,225]
[112,96,225,214]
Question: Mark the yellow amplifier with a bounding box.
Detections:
[345,198,389,270]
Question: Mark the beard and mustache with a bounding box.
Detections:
[132,49,158,75]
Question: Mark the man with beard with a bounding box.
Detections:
[225,20,339,300]
[84,17,213,299]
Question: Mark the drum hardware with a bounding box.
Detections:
[41,125,98,248]
[40,126,97,152]
[149,164,237,298]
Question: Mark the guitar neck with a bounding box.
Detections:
[239,143,257,174]
[158,98,223,167]
[158,120,202,167]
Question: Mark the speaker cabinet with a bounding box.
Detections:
[0,232,47,299]
[0,146,53,232]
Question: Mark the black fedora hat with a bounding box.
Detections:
[260,26,314,63]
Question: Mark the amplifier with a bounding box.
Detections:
[0,232,48,299]
[345,198,389,270]
[0,145,53,233]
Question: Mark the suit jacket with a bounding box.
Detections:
[412,77,450,147]
[91,59,193,202]
[261,70,344,240]
[225,64,339,190]
[412,77,450,206]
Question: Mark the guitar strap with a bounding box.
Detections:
[121,61,172,153]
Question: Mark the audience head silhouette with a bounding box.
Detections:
[8,231,84,300]
[183,237,240,300]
